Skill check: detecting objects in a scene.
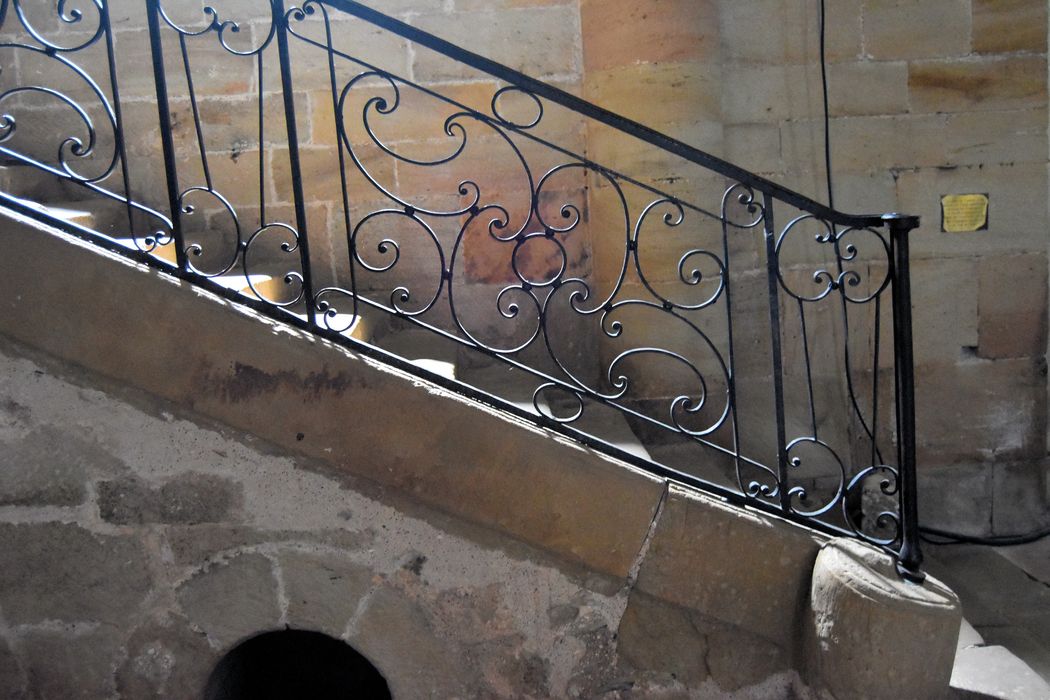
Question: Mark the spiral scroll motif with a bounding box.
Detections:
[311,56,752,477]
[774,211,899,546]
[0,0,173,249]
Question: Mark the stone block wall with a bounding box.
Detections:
[0,339,660,698]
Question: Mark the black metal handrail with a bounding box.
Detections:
[0,0,923,579]
[323,0,904,232]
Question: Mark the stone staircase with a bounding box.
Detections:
[10,172,1050,700]
[6,160,1050,698]
[0,162,658,462]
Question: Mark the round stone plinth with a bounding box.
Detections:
[806,538,961,700]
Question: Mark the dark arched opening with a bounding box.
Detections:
[203,629,392,699]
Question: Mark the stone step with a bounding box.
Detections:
[0,164,76,202]
[9,196,127,235]
[948,603,1050,699]
[928,542,1050,696]
[950,644,1050,699]
[372,327,459,380]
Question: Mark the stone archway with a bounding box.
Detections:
[202,628,391,699]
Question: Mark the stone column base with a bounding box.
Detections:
[805,538,961,700]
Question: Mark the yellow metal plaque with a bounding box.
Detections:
[941,193,988,233]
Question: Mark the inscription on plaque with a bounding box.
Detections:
[940,193,989,233]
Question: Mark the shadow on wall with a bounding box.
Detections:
[203,629,391,699]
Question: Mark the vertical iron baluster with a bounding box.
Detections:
[887,213,923,582]
[257,52,266,228]
[871,295,881,467]
[273,0,316,323]
[720,198,741,490]
[798,299,818,438]
[145,0,186,271]
[316,2,358,324]
[99,0,137,239]
[762,193,790,510]
[178,32,212,191]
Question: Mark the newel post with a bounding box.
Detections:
[885,213,924,582]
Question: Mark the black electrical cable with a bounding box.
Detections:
[815,1,1049,549]
[920,524,1050,547]
[819,0,833,209]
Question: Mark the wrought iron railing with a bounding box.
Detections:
[0,0,923,579]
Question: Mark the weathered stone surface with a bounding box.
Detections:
[925,544,1050,631]
[909,57,1047,115]
[951,645,1050,699]
[972,0,1048,54]
[977,254,1047,360]
[915,358,1046,466]
[792,110,1048,175]
[411,6,579,82]
[164,525,373,567]
[827,60,909,117]
[110,29,255,101]
[863,0,971,60]
[720,0,862,64]
[724,123,782,175]
[805,538,961,700]
[918,462,994,538]
[0,635,24,698]
[486,645,551,697]
[617,591,709,685]
[721,64,819,124]
[992,461,1050,536]
[351,585,466,697]
[585,120,724,189]
[584,62,721,130]
[283,15,412,92]
[279,550,375,637]
[20,626,123,700]
[580,0,719,71]
[633,485,825,649]
[910,257,979,364]
[97,473,242,525]
[0,426,88,506]
[0,523,152,625]
[563,625,622,698]
[269,143,392,205]
[177,553,280,648]
[115,614,217,699]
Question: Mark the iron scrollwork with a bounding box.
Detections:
[0,0,172,249]
[0,0,922,574]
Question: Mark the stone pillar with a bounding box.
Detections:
[805,537,961,700]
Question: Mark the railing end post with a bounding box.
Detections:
[886,212,924,582]
[896,551,927,584]
[882,212,920,231]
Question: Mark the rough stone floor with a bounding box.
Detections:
[927,539,1050,697]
